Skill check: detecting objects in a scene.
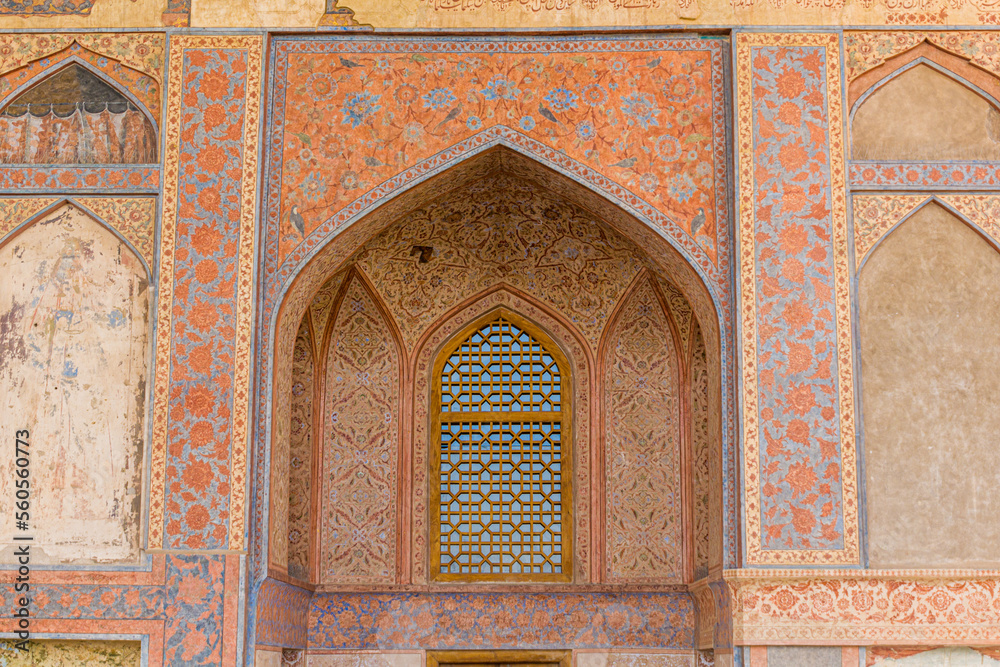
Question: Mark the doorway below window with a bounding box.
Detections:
[428,650,571,667]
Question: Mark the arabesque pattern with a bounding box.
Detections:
[0,197,155,269]
[288,316,314,580]
[853,194,1000,268]
[151,36,262,551]
[308,272,347,344]
[267,37,726,273]
[604,278,682,584]
[322,276,400,584]
[356,174,645,352]
[0,38,164,120]
[736,33,858,564]
[729,570,1000,645]
[844,31,1000,81]
[309,591,694,649]
[691,321,711,581]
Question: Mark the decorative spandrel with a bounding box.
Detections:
[432,313,572,582]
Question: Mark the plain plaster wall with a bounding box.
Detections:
[860,203,1000,567]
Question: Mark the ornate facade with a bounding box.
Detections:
[0,4,997,667]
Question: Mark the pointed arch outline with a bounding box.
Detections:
[407,283,595,584]
[849,56,1000,133]
[0,195,155,564]
[0,196,153,279]
[427,305,575,583]
[265,133,726,330]
[311,265,407,586]
[848,40,1000,113]
[249,139,736,618]
[596,269,690,585]
[857,195,1000,275]
[0,55,160,143]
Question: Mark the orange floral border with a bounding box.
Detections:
[728,569,1000,645]
[151,34,262,551]
[736,33,858,566]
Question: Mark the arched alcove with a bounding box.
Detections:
[852,62,1000,161]
[860,202,1000,567]
[320,271,402,585]
[0,63,157,164]
[602,275,684,584]
[258,148,727,658]
[0,203,149,564]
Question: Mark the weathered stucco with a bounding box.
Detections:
[0,203,147,564]
[0,639,140,665]
[860,203,1000,568]
[852,64,1000,161]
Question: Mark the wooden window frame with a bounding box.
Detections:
[427,650,572,667]
[430,308,574,583]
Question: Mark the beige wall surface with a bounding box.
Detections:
[0,204,148,564]
[7,0,1000,29]
[0,639,141,666]
[190,0,1000,28]
[852,64,1000,161]
[0,0,164,29]
[860,203,1000,568]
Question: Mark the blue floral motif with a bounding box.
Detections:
[480,75,521,101]
[301,172,328,202]
[620,93,660,129]
[663,74,696,103]
[520,116,535,131]
[667,173,697,203]
[639,173,659,193]
[581,83,607,106]
[576,122,595,141]
[341,92,381,128]
[422,88,457,110]
[467,116,482,130]
[656,135,682,161]
[543,88,579,112]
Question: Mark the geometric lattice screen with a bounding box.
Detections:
[432,312,572,581]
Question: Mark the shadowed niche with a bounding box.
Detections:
[0,64,157,164]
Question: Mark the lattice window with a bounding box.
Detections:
[431,311,573,582]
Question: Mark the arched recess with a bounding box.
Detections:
[410,286,593,585]
[286,313,315,581]
[850,53,1000,161]
[0,202,149,564]
[254,147,729,649]
[0,60,158,164]
[317,269,404,585]
[859,201,1000,567]
[600,274,685,584]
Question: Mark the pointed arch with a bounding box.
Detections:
[599,273,685,584]
[0,197,154,279]
[857,196,1000,275]
[0,58,158,164]
[858,201,1000,567]
[0,202,149,564]
[429,306,574,582]
[850,56,1000,161]
[317,267,404,585]
[848,40,1000,111]
[285,311,315,581]
[409,284,594,584]
[253,144,733,598]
